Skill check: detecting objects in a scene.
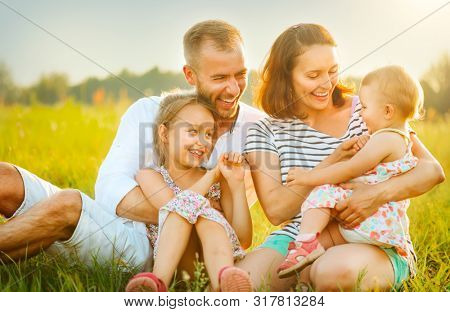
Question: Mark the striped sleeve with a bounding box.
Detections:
[244,119,278,154]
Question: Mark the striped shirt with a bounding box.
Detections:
[244,96,367,239]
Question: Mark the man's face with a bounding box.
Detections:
[186,42,248,120]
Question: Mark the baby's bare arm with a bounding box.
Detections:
[290,132,403,186]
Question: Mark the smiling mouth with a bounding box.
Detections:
[311,90,330,101]
[218,98,237,108]
[312,91,328,97]
[189,149,205,158]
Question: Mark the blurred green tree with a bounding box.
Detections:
[25,73,69,105]
[0,62,19,105]
[422,53,450,114]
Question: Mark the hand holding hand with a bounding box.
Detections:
[331,135,370,163]
[352,135,370,152]
[218,152,245,183]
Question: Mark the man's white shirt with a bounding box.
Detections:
[95,96,265,215]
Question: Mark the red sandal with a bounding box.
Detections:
[125,272,167,292]
[277,233,325,279]
[218,266,253,292]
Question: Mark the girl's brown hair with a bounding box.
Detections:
[153,89,215,166]
[255,23,353,119]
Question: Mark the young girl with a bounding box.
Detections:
[124,90,253,292]
[277,65,423,280]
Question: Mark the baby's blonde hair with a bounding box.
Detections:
[361,65,424,121]
[153,89,215,166]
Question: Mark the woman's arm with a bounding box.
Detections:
[245,136,362,225]
[335,133,445,228]
[245,151,309,226]
[246,152,345,226]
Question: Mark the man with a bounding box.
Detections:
[0,20,264,271]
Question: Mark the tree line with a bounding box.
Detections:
[0,53,448,114]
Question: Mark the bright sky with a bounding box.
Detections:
[1,0,449,85]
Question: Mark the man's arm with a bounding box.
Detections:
[95,97,160,224]
[336,133,445,227]
[116,187,158,224]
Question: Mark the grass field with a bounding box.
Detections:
[0,102,448,291]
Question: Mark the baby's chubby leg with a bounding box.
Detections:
[299,208,347,247]
[299,208,331,236]
[195,217,233,290]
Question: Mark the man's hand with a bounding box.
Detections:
[334,181,385,228]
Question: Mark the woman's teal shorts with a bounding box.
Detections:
[258,234,409,289]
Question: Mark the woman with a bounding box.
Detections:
[236,23,444,291]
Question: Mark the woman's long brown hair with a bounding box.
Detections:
[255,23,353,119]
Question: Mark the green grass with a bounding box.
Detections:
[0,102,448,291]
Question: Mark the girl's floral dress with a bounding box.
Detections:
[146,166,245,260]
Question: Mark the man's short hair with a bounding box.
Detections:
[183,20,243,67]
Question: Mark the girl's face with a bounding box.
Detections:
[164,103,215,169]
[291,44,339,114]
[359,83,386,134]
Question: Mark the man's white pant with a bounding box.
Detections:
[10,165,151,269]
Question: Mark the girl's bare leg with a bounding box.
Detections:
[195,217,233,290]
[177,229,202,279]
[152,212,193,286]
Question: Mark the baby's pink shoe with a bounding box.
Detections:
[277,233,325,278]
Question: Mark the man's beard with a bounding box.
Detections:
[196,84,240,120]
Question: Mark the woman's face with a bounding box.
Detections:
[291,44,339,114]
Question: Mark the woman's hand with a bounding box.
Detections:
[286,167,309,186]
[334,181,385,228]
[218,152,245,183]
